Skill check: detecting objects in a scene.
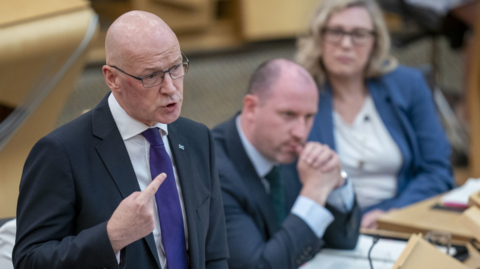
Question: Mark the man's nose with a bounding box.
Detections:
[159,73,177,95]
[291,118,308,140]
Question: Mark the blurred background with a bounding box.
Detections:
[0,0,477,218]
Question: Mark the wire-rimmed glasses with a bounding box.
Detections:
[322,27,375,46]
[109,52,189,88]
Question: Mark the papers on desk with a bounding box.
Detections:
[300,234,455,269]
[301,235,404,269]
[441,178,480,208]
[322,234,407,262]
[301,254,394,269]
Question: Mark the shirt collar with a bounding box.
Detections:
[108,93,168,140]
[236,115,274,178]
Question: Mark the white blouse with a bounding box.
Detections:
[333,95,403,209]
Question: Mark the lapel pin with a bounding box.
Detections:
[179,144,185,150]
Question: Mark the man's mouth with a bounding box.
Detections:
[165,102,177,111]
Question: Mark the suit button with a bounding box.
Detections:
[296,259,302,265]
[307,246,312,252]
[304,250,309,255]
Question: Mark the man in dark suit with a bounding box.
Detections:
[13,11,228,269]
[213,59,361,269]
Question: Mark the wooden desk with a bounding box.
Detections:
[377,196,474,242]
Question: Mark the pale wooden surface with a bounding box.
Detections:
[0,1,98,218]
[469,190,480,207]
[392,234,470,269]
[377,196,474,242]
[464,242,480,268]
[132,0,215,33]
[240,0,320,41]
[0,0,88,26]
[459,206,480,242]
[0,2,94,107]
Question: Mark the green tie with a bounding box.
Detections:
[265,166,287,225]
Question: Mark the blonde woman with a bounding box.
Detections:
[296,0,454,228]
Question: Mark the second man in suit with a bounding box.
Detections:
[213,59,361,269]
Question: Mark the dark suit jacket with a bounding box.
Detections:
[13,93,229,269]
[310,65,454,213]
[212,116,360,269]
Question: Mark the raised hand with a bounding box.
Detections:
[297,142,343,206]
[107,173,166,253]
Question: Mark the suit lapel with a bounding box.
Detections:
[167,122,200,269]
[92,94,160,268]
[309,87,336,150]
[224,117,281,236]
[368,79,398,134]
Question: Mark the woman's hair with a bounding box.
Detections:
[295,0,398,84]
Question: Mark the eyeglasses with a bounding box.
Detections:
[322,28,375,46]
[109,52,189,88]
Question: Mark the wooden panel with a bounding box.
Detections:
[455,167,471,186]
[240,0,320,41]
[0,3,95,107]
[377,196,474,243]
[0,4,98,218]
[0,0,88,26]
[156,0,206,8]
[468,3,480,177]
[132,0,214,33]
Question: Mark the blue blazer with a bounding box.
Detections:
[309,65,454,213]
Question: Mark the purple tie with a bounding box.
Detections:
[142,128,188,269]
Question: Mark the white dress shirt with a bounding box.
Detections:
[0,219,15,269]
[334,95,403,209]
[108,94,188,268]
[236,116,354,237]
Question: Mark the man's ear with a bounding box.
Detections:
[242,94,259,121]
[102,65,120,93]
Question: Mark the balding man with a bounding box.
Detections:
[213,59,361,269]
[13,11,228,269]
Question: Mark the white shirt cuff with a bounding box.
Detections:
[291,196,334,238]
[326,178,355,213]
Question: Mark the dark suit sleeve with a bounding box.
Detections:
[13,136,119,269]
[222,184,324,269]
[205,130,229,269]
[223,191,360,269]
[323,203,361,250]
